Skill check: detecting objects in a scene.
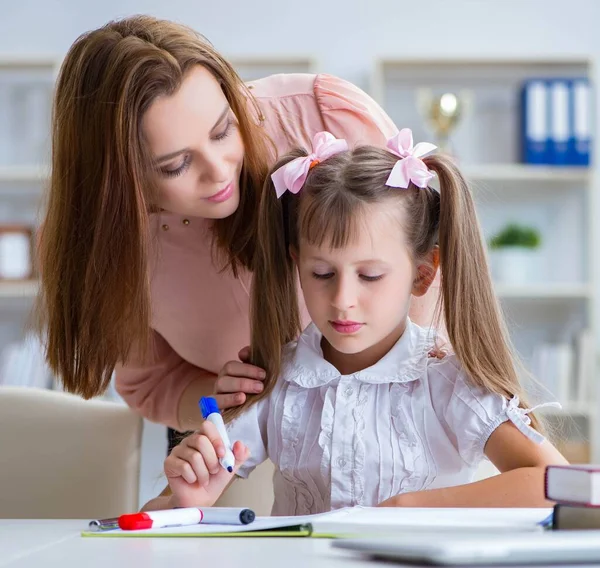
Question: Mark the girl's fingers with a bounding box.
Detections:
[165,456,197,485]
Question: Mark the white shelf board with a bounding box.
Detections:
[377,56,592,68]
[495,284,593,299]
[0,280,39,298]
[537,402,594,417]
[0,55,59,68]
[0,166,48,182]
[464,164,591,183]
[228,56,316,66]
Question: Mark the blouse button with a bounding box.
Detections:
[182,219,190,226]
[336,457,347,469]
[344,386,354,397]
[161,224,169,231]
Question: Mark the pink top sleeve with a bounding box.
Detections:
[314,74,398,145]
[115,331,213,430]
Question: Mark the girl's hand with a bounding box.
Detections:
[164,421,250,508]
[213,347,266,410]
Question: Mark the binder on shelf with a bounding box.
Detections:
[521,80,549,164]
[574,329,594,404]
[570,79,591,166]
[520,77,592,166]
[548,80,570,166]
[530,342,573,405]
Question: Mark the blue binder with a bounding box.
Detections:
[548,79,570,166]
[569,79,591,166]
[521,80,549,164]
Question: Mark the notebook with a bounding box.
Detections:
[81,506,552,538]
[553,504,600,530]
[545,464,600,506]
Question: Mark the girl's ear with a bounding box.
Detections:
[412,246,439,297]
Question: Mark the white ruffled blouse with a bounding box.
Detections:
[229,319,554,516]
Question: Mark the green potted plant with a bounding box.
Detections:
[488,223,542,284]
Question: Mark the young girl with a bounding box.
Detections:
[151,129,567,514]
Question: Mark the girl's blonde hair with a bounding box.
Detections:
[224,145,540,432]
[37,15,273,399]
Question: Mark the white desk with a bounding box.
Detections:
[0,520,379,568]
[4,520,600,568]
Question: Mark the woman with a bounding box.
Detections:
[38,15,441,449]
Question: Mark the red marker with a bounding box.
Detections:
[118,507,255,530]
[119,508,203,530]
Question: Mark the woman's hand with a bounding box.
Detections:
[164,421,250,508]
[213,347,266,409]
[177,347,265,431]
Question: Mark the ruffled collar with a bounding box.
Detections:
[283,319,437,388]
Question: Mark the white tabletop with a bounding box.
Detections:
[0,519,379,568]
[3,519,600,568]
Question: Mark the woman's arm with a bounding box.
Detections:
[116,333,265,431]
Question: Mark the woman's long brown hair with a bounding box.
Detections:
[37,15,272,398]
[227,145,541,432]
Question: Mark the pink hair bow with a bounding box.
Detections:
[271,131,349,198]
[385,128,437,189]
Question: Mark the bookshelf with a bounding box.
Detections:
[0,57,55,391]
[372,57,598,463]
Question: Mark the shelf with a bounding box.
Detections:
[464,164,591,183]
[228,56,317,81]
[495,284,592,299]
[0,55,59,69]
[377,56,592,67]
[229,56,316,67]
[537,402,594,417]
[375,57,591,87]
[0,280,39,298]
[0,166,48,182]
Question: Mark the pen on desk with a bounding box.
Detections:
[119,507,255,530]
[88,517,120,531]
[199,507,255,525]
[539,512,554,530]
[200,396,235,473]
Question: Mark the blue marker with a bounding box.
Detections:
[538,511,554,530]
[200,397,235,473]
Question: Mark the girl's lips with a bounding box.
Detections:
[330,321,364,334]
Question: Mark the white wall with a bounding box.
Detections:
[1,0,600,90]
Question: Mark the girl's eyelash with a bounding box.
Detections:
[311,272,384,282]
[162,154,192,178]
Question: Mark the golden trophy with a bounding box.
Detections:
[417,89,469,155]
